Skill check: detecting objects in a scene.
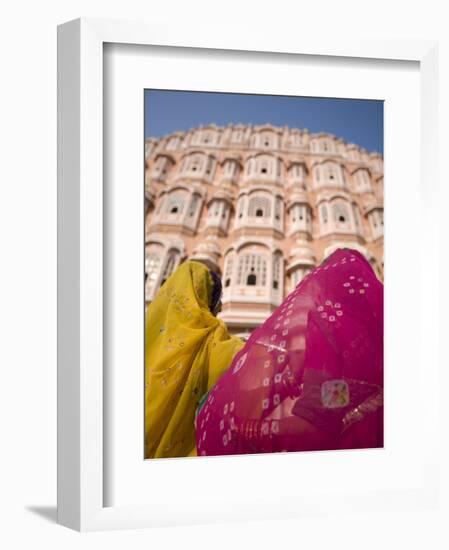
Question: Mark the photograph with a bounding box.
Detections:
[144,90,384,459]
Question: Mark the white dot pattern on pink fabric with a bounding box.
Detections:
[195,249,383,457]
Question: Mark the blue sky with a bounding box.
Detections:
[144,90,383,154]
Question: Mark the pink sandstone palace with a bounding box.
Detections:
[145,123,384,336]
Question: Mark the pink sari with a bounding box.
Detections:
[195,248,383,456]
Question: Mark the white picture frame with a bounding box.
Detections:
[57,17,442,531]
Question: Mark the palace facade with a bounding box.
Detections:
[145,123,384,336]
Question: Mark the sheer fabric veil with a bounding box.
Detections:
[196,248,383,456]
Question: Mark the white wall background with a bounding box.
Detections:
[0,0,448,548]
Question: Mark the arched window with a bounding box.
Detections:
[325,162,339,181]
[369,208,384,238]
[333,202,350,224]
[314,161,343,188]
[145,243,165,300]
[160,250,180,286]
[189,155,203,172]
[188,195,200,217]
[205,155,215,175]
[352,203,363,234]
[247,273,257,285]
[272,253,282,290]
[321,205,328,224]
[274,197,282,221]
[252,154,276,177]
[166,193,186,215]
[354,169,371,191]
[289,202,312,235]
[145,250,162,284]
[152,155,173,181]
[223,253,234,288]
[248,196,271,218]
[259,131,276,148]
[245,158,255,176]
[223,160,237,176]
[237,253,267,287]
[289,163,304,180]
[237,197,245,218]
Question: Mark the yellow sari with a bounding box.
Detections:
[145,260,244,458]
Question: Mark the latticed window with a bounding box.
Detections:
[180,157,187,172]
[292,204,306,222]
[188,154,204,173]
[333,202,350,223]
[326,163,338,181]
[166,194,185,214]
[246,158,254,175]
[355,169,370,190]
[224,254,234,288]
[205,156,214,175]
[188,195,200,217]
[231,130,243,143]
[352,203,362,232]
[237,254,267,287]
[321,205,328,224]
[261,133,273,147]
[291,164,303,178]
[272,254,282,289]
[160,251,180,286]
[237,197,245,218]
[274,198,282,221]
[224,161,236,175]
[248,196,271,218]
[145,251,162,284]
[370,209,383,238]
[259,160,270,175]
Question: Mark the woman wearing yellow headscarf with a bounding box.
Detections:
[145,260,244,458]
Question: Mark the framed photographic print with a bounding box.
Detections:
[143,90,384,461]
[57,17,442,531]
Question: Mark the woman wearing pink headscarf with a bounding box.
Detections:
[195,248,383,456]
